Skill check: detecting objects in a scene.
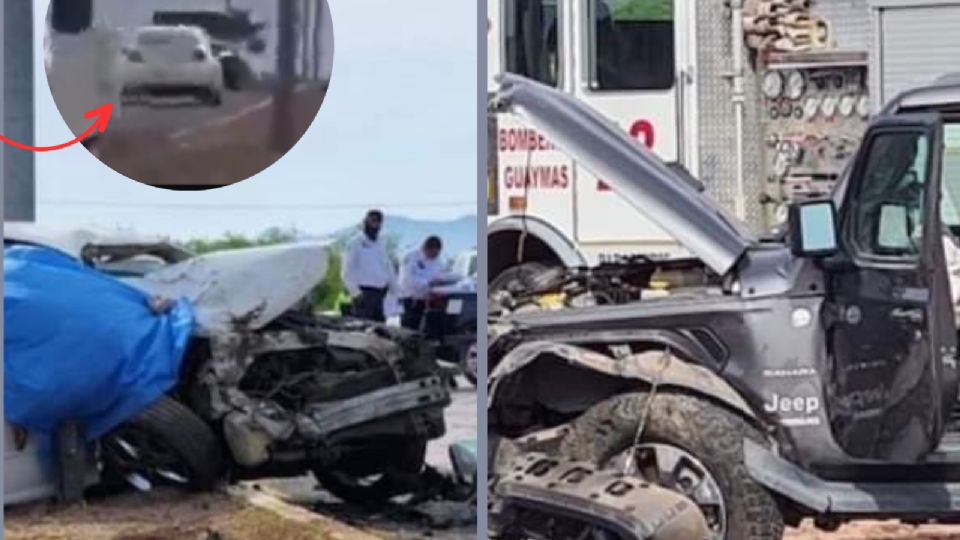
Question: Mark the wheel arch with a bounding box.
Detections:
[489,340,763,433]
[488,216,586,280]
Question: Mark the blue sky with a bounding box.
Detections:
[31,0,478,240]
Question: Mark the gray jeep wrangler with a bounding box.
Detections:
[488,74,960,539]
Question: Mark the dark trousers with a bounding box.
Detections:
[354,286,387,322]
[400,298,426,330]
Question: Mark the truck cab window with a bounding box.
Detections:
[852,132,930,258]
[588,0,675,91]
[50,0,93,34]
[504,0,559,86]
[941,124,960,236]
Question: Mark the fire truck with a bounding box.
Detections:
[487,0,960,287]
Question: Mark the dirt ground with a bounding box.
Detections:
[787,520,960,539]
[3,488,397,540]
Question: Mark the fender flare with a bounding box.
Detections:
[490,340,757,423]
[488,216,587,268]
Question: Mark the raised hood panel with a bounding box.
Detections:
[492,74,756,275]
[129,243,329,335]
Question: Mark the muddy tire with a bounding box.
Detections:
[559,391,784,540]
[102,395,223,491]
[313,440,427,506]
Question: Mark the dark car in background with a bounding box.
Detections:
[423,250,478,385]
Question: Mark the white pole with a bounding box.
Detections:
[730,0,747,221]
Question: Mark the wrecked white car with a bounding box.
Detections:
[4,223,451,505]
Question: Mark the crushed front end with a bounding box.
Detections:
[180,313,451,481]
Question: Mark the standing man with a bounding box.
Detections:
[399,236,457,330]
[342,210,396,322]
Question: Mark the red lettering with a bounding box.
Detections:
[498,128,555,152]
[629,119,655,148]
[503,165,569,190]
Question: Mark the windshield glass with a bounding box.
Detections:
[942,123,960,233]
[504,0,559,86]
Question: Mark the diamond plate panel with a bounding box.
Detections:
[696,1,766,230]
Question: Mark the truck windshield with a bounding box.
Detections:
[504,0,559,86]
[588,0,675,91]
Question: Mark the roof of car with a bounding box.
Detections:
[884,73,960,113]
[135,25,207,38]
[4,222,179,260]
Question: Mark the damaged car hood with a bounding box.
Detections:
[128,243,329,335]
[491,74,756,276]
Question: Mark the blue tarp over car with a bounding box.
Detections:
[3,245,194,440]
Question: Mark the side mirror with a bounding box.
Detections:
[788,200,839,257]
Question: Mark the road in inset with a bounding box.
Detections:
[95,85,324,188]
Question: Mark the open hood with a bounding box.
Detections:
[129,242,329,335]
[492,74,756,275]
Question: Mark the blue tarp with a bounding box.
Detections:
[4,245,194,440]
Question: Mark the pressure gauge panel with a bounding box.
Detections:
[839,95,857,117]
[785,70,807,100]
[858,95,870,118]
[763,71,785,99]
[803,96,821,120]
[820,95,839,119]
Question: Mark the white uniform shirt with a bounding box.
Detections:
[399,249,448,300]
[342,233,397,297]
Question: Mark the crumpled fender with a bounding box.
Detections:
[489,340,757,422]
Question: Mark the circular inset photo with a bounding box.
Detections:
[44,0,334,190]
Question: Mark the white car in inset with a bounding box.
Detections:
[120,26,224,107]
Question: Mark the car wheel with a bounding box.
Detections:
[557,391,785,540]
[460,338,478,386]
[101,396,223,492]
[313,439,426,506]
[489,262,553,313]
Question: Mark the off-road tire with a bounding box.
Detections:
[103,395,223,491]
[559,391,785,540]
[313,439,427,506]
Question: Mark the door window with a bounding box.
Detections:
[851,131,931,259]
[504,0,560,86]
[940,124,960,233]
[587,0,675,91]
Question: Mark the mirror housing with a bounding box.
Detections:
[788,200,839,257]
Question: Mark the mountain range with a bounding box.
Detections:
[319,214,478,257]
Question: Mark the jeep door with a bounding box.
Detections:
[826,114,958,461]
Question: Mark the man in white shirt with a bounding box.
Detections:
[398,236,459,330]
[342,210,397,322]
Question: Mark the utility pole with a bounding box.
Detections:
[3,0,36,222]
[271,0,296,151]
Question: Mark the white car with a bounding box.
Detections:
[120,26,224,107]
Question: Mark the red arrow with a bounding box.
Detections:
[0,103,113,153]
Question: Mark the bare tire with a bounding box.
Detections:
[558,391,784,540]
[313,439,426,506]
[102,395,223,491]
[489,262,548,297]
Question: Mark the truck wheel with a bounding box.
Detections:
[313,439,426,506]
[490,262,548,296]
[461,340,478,386]
[558,391,784,540]
[101,395,223,491]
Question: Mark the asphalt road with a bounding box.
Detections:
[95,85,325,187]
